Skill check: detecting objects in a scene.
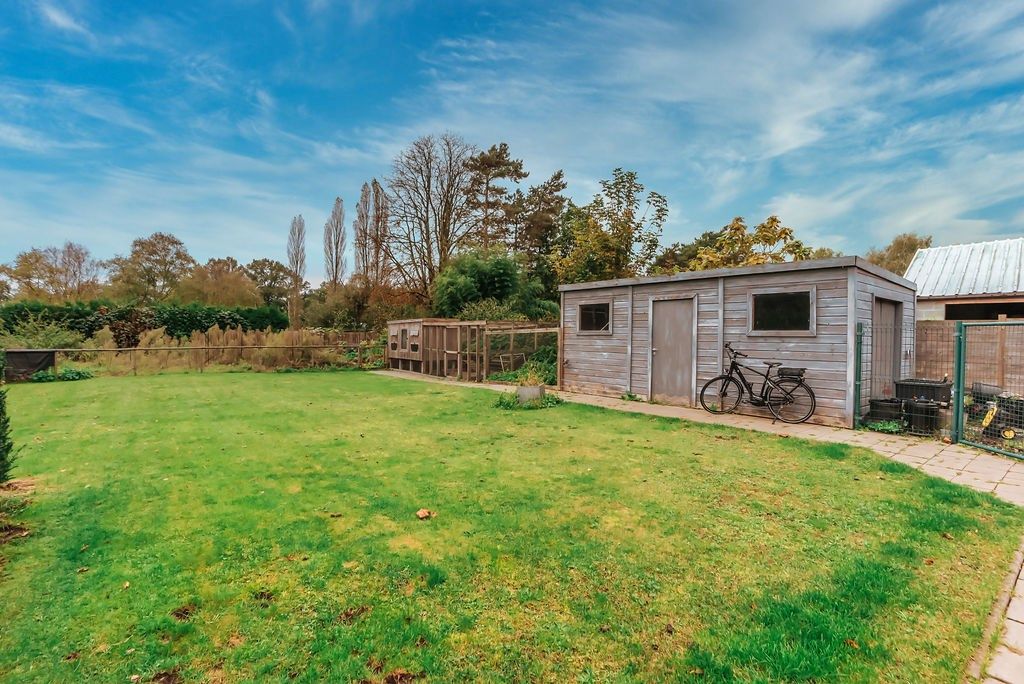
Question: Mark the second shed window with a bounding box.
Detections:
[751,291,813,332]
[579,302,611,332]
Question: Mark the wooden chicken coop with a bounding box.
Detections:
[386,318,558,382]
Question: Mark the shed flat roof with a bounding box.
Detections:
[558,256,914,292]
[904,238,1024,299]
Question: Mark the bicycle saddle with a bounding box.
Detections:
[763,361,782,368]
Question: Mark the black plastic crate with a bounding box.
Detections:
[997,395,1024,430]
[904,400,940,436]
[895,378,951,404]
[868,398,903,421]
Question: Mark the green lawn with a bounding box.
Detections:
[1,372,1023,682]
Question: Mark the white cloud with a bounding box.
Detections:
[37,2,93,39]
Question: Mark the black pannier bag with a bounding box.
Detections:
[778,367,806,378]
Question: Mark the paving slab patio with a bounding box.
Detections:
[375,370,1024,682]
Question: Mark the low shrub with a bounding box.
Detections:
[29,367,93,383]
[488,359,557,387]
[57,367,94,381]
[494,391,564,410]
[864,419,903,434]
[0,315,85,349]
[0,353,16,484]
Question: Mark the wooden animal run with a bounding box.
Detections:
[386,318,558,382]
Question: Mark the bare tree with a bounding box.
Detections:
[323,197,346,292]
[353,183,371,279]
[353,179,394,292]
[2,242,104,302]
[385,134,476,300]
[287,215,306,328]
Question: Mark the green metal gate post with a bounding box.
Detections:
[951,321,966,443]
[853,322,863,429]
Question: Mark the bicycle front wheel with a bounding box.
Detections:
[766,378,816,423]
[700,375,743,414]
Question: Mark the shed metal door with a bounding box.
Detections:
[651,298,695,404]
[872,298,901,398]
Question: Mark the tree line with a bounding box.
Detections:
[0,131,932,330]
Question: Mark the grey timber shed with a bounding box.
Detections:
[558,257,916,427]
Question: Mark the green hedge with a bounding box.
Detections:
[0,301,289,339]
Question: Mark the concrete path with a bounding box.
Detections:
[376,370,1024,681]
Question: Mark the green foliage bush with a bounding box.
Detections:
[432,252,557,321]
[0,301,289,347]
[0,315,86,349]
[457,298,525,322]
[0,300,110,338]
[493,391,564,410]
[487,344,558,386]
[0,353,16,484]
[57,367,94,381]
[30,367,93,383]
[864,419,903,434]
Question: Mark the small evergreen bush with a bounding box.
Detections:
[0,353,16,484]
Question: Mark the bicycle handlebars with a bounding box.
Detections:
[724,342,747,358]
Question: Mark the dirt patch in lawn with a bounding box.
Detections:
[171,604,196,621]
[0,478,37,494]
[338,605,371,624]
[0,523,29,545]
[151,668,182,684]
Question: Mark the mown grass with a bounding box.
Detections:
[1,372,1022,682]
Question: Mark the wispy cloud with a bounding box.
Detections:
[37,1,93,39]
[2,0,1024,276]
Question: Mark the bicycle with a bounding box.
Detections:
[699,343,817,424]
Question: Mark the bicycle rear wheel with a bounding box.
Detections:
[700,375,743,414]
[766,378,816,423]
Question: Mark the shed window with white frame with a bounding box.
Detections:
[748,287,816,336]
[578,301,612,333]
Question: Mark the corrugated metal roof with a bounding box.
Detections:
[905,238,1024,298]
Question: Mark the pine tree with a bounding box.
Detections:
[464,143,528,251]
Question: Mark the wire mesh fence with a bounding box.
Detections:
[26,327,385,378]
[956,322,1024,457]
[387,320,558,385]
[857,321,953,438]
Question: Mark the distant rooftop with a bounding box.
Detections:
[905,237,1024,298]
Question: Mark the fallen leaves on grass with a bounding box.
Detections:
[76,566,89,574]
[63,652,79,661]
[367,656,385,674]
[415,509,435,520]
[384,669,422,683]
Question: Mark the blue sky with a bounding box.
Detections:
[1,0,1024,281]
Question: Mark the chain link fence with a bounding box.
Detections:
[856,321,953,438]
[953,321,1024,457]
